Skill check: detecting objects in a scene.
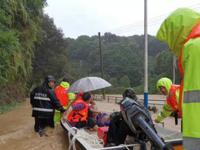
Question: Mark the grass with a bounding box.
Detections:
[0,102,20,114]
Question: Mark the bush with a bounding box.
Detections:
[0,101,20,114]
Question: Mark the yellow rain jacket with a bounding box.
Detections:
[157,8,200,138]
[156,78,180,123]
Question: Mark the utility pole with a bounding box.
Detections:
[172,56,176,83]
[98,32,105,99]
[144,0,148,109]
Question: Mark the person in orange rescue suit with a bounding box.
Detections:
[155,77,181,124]
[54,77,75,124]
[67,92,96,129]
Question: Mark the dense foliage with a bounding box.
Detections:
[0,1,179,104]
[31,14,69,85]
[0,0,46,103]
[66,33,175,93]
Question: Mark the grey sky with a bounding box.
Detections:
[45,0,200,38]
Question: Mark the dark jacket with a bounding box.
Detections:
[30,81,65,118]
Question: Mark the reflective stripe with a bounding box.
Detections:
[34,96,50,101]
[33,107,54,112]
[184,91,200,103]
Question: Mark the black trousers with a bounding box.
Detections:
[34,117,54,132]
[107,120,132,145]
[106,116,132,145]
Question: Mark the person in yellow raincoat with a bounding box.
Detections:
[156,8,200,149]
[155,77,181,123]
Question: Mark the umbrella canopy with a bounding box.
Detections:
[68,77,111,93]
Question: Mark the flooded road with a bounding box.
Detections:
[0,100,68,150]
[0,95,181,150]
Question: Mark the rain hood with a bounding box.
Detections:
[156,8,200,56]
[157,77,172,95]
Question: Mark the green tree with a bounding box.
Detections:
[66,33,167,93]
[155,50,173,78]
[109,77,119,87]
[0,0,46,102]
[119,75,131,87]
[32,14,69,84]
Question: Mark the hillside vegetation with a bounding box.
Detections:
[0,0,180,103]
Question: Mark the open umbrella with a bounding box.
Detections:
[68,76,111,93]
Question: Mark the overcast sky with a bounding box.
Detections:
[44,0,200,38]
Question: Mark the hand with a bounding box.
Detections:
[60,108,66,113]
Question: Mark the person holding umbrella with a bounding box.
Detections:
[67,92,97,130]
[64,76,111,129]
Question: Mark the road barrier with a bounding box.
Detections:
[94,95,165,106]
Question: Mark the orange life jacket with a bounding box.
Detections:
[55,85,69,106]
[67,98,89,123]
[167,84,182,117]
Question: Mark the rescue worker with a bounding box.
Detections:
[67,92,96,129]
[156,8,200,149]
[54,78,75,124]
[155,77,181,123]
[30,75,65,137]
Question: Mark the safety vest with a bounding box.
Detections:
[166,84,181,117]
[178,23,200,138]
[156,8,200,138]
[55,85,69,106]
[30,86,64,118]
[67,98,89,123]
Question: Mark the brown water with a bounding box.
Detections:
[0,100,68,150]
[0,96,181,150]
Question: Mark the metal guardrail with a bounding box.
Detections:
[94,95,121,103]
[94,95,165,106]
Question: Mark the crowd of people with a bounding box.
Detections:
[30,7,200,149]
[29,75,168,148]
[30,75,100,137]
[29,73,196,149]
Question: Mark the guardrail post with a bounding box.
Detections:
[161,122,164,128]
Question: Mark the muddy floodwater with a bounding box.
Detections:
[0,100,68,150]
[0,95,181,150]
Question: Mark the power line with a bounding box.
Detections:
[104,4,200,35]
